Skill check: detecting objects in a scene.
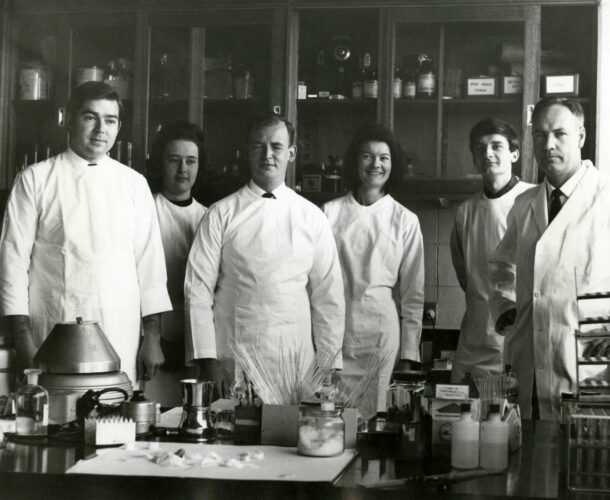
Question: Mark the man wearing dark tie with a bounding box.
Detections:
[489,97,610,420]
[185,113,345,396]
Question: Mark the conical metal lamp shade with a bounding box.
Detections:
[33,317,120,374]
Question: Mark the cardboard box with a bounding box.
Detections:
[261,404,358,449]
[466,77,498,97]
[428,397,481,458]
[542,74,580,97]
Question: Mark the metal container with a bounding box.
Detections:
[19,66,50,100]
[34,317,120,374]
[120,390,156,435]
[179,379,216,443]
[74,66,104,88]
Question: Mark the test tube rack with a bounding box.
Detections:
[573,291,610,403]
[566,407,610,493]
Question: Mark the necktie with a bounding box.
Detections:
[548,188,563,223]
[262,192,275,199]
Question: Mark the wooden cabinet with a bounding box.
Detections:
[0,1,600,201]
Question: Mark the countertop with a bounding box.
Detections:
[0,421,599,500]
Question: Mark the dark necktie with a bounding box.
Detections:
[262,192,275,199]
[548,188,563,223]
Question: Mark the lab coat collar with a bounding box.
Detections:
[348,191,393,210]
[544,162,588,201]
[247,180,289,200]
[64,147,110,169]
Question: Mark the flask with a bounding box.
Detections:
[323,155,343,193]
[16,368,49,436]
[417,53,436,97]
[451,402,479,469]
[393,65,403,99]
[402,55,417,99]
[362,52,378,99]
[480,403,509,470]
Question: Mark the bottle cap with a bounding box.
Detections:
[489,403,500,413]
[460,402,471,412]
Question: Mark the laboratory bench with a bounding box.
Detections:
[0,420,601,500]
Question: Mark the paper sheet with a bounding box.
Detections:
[67,442,357,482]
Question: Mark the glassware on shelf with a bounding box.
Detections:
[233,67,255,99]
[362,52,378,99]
[417,53,436,97]
[16,368,49,437]
[18,61,50,100]
[402,55,418,99]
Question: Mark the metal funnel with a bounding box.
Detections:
[33,317,120,374]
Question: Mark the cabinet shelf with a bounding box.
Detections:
[577,357,610,365]
[577,292,610,300]
[578,317,610,325]
[297,99,376,108]
[441,97,522,106]
[578,380,610,389]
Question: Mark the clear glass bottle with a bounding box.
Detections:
[393,65,403,99]
[402,55,417,99]
[417,53,436,97]
[352,56,364,99]
[297,401,344,457]
[362,52,378,99]
[16,368,48,437]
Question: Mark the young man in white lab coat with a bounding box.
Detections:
[489,98,610,419]
[0,82,172,386]
[185,113,345,397]
[450,118,534,383]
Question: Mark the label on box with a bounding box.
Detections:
[503,76,523,95]
[545,75,578,95]
[467,78,497,96]
[436,384,469,400]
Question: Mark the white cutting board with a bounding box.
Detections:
[67,442,357,483]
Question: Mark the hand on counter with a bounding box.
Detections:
[137,314,165,381]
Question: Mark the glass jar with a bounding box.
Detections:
[297,402,344,457]
[16,368,48,437]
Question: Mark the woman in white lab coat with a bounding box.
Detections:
[323,125,424,419]
[145,121,207,406]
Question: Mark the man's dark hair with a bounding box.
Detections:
[344,124,404,194]
[469,118,520,154]
[531,97,585,126]
[248,113,296,146]
[67,81,124,127]
[147,120,207,194]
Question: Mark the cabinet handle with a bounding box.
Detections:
[57,107,66,128]
[526,104,535,126]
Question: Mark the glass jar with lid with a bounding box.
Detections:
[297,401,345,457]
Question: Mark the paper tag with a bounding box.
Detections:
[435,384,469,400]
[503,76,523,95]
[467,78,497,96]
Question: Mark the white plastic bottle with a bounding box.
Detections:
[480,403,509,470]
[451,402,480,469]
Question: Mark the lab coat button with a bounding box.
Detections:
[534,291,540,298]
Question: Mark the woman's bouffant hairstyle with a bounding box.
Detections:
[147,120,206,194]
[344,124,404,194]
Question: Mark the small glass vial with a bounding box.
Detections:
[16,368,49,437]
[297,401,344,457]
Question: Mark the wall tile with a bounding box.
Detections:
[437,286,465,330]
[424,243,437,287]
[438,244,459,287]
[438,206,457,244]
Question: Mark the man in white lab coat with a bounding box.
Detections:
[450,118,534,383]
[0,82,172,385]
[185,113,345,396]
[489,98,610,419]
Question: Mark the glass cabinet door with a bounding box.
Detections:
[390,8,531,195]
[146,11,279,206]
[4,13,138,189]
[294,9,379,204]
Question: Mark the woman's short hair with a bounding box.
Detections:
[147,120,207,194]
[344,124,404,194]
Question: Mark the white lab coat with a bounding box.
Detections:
[146,193,206,406]
[450,181,534,383]
[184,182,345,382]
[323,193,424,418]
[489,162,610,419]
[0,149,172,384]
